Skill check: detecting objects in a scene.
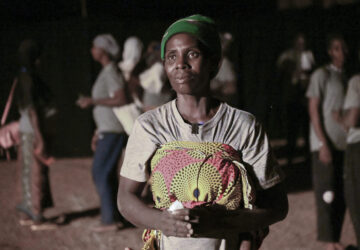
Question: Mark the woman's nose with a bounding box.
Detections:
[175,55,188,70]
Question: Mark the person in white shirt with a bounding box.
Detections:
[306,34,348,250]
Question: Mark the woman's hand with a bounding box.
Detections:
[91,132,99,152]
[332,110,348,131]
[33,136,55,166]
[34,136,45,156]
[76,96,93,109]
[188,207,225,238]
[332,110,341,123]
[319,144,332,165]
[156,209,193,237]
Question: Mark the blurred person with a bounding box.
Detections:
[277,33,315,166]
[332,71,360,249]
[139,41,173,110]
[118,36,144,83]
[115,39,173,136]
[306,34,348,250]
[118,15,288,250]
[114,36,144,135]
[15,39,56,230]
[210,32,238,106]
[77,34,128,232]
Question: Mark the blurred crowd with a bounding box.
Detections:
[2,24,359,250]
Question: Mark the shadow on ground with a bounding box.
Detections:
[48,207,100,225]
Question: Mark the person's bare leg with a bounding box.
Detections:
[325,242,345,250]
[91,221,124,233]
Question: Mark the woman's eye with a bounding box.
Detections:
[188,51,200,59]
[166,54,176,62]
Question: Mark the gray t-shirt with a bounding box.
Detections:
[92,63,124,133]
[120,100,284,250]
[306,65,347,151]
[344,74,360,144]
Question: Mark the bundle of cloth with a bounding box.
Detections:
[143,141,255,250]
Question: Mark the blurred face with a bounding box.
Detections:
[294,35,305,51]
[91,46,105,62]
[328,39,346,66]
[164,33,213,96]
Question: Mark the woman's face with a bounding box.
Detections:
[91,46,105,62]
[164,33,213,96]
[328,39,346,66]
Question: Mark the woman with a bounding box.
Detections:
[118,15,288,249]
[16,39,56,230]
[77,34,128,232]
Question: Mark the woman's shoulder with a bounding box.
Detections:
[222,103,256,126]
[136,101,174,125]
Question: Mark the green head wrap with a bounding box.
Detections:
[160,14,221,62]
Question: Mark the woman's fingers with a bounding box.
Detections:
[165,209,191,222]
[161,211,194,237]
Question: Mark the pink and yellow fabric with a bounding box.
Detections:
[142,141,255,250]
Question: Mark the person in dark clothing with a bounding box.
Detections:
[15,39,56,231]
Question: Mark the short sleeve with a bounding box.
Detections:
[306,68,326,99]
[105,67,124,95]
[241,120,284,190]
[344,76,360,110]
[120,118,158,182]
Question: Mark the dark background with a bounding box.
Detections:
[1,0,359,157]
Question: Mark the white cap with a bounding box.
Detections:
[119,36,143,80]
[93,34,119,57]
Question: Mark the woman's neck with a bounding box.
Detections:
[331,60,344,70]
[176,95,220,124]
[100,56,112,67]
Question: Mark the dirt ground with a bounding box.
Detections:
[0,157,356,250]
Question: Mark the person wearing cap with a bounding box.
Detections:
[77,34,128,232]
[118,15,288,249]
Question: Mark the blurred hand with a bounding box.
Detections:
[91,132,98,152]
[157,209,193,237]
[332,110,348,131]
[34,137,45,156]
[332,110,341,123]
[33,137,55,166]
[76,97,93,109]
[319,144,332,165]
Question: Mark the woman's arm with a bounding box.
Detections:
[187,182,288,238]
[118,177,193,237]
[77,88,128,109]
[308,97,332,164]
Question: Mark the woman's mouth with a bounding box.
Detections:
[175,74,194,83]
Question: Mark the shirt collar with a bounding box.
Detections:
[329,64,343,73]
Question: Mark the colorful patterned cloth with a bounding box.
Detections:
[142,141,255,250]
